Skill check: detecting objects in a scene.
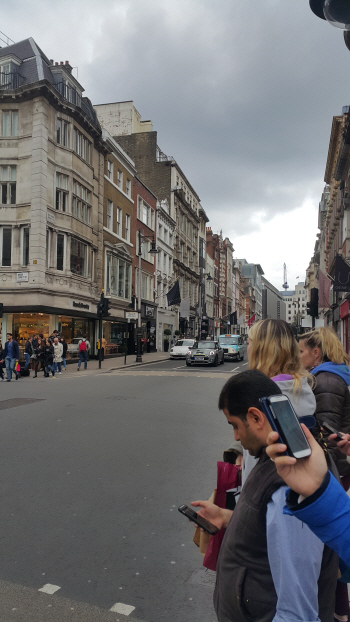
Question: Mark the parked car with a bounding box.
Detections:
[186,340,224,367]
[170,339,196,359]
[218,334,244,361]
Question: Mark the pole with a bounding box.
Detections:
[136,230,143,362]
[98,316,102,369]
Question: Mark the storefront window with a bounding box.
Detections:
[12,313,50,358]
[58,315,94,358]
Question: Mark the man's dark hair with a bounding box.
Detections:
[218,370,281,420]
[7,332,12,337]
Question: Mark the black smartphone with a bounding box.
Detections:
[178,504,219,535]
[260,395,311,459]
[322,421,344,440]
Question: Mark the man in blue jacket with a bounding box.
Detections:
[3,333,19,381]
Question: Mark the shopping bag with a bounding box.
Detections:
[15,362,20,372]
[202,461,241,572]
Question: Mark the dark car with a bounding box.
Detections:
[186,340,224,367]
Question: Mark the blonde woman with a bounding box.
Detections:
[299,329,350,622]
[234,319,316,485]
[299,327,350,480]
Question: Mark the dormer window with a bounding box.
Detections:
[0,64,10,86]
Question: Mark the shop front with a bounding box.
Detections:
[101,318,136,357]
[341,300,350,356]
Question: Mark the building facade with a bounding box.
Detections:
[262,277,286,322]
[238,260,264,323]
[0,38,105,358]
[280,282,307,326]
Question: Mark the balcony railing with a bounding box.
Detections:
[55,81,81,107]
[0,71,25,90]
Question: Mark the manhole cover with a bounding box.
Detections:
[0,398,45,411]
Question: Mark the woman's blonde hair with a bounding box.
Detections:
[248,319,309,389]
[299,327,350,365]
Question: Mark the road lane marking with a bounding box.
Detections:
[232,367,240,371]
[38,584,61,595]
[172,365,186,369]
[109,602,135,615]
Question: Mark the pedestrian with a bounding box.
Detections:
[299,326,350,622]
[32,337,45,378]
[52,337,63,374]
[2,333,20,382]
[61,336,67,370]
[192,370,338,622]
[24,337,32,372]
[77,335,89,371]
[101,335,107,361]
[0,340,4,381]
[234,319,316,483]
[43,338,55,377]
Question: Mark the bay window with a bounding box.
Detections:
[70,237,87,277]
[2,110,18,137]
[56,172,68,212]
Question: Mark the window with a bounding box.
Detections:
[70,237,88,277]
[22,227,29,266]
[2,110,18,137]
[137,197,154,229]
[72,180,91,224]
[116,207,122,236]
[56,118,69,146]
[180,213,184,231]
[0,165,16,204]
[57,233,64,271]
[0,64,10,86]
[107,160,113,180]
[0,227,12,266]
[126,178,131,197]
[106,199,113,230]
[158,224,163,241]
[141,239,154,263]
[117,169,123,189]
[73,127,91,163]
[56,172,68,212]
[140,273,153,301]
[125,214,130,242]
[106,253,131,299]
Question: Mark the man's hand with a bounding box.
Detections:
[329,433,350,456]
[266,424,327,498]
[191,500,233,530]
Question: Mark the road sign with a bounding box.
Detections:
[125,311,138,320]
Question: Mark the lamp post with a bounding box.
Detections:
[199,270,213,339]
[136,229,158,363]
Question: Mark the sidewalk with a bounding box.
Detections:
[63,351,170,375]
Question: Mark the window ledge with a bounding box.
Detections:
[105,175,134,204]
[103,227,133,247]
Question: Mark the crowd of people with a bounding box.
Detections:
[0,331,91,380]
[191,320,350,622]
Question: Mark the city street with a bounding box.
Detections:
[0,354,246,622]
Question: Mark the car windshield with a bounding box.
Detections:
[175,340,193,347]
[197,341,216,349]
[218,337,239,345]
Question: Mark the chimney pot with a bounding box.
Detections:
[50,59,54,64]
[55,62,59,66]
[60,61,64,65]
[65,60,69,64]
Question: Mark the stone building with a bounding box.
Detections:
[280,282,307,326]
[155,198,177,351]
[238,260,264,322]
[262,277,286,322]
[0,38,105,357]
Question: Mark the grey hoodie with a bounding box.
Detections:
[230,376,316,486]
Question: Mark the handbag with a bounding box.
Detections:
[15,362,20,372]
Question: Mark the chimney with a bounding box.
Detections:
[60,61,64,65]
[55,62,59,66]
[50,59,54,64]
[65,60,69,64]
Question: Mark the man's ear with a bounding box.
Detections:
[247,407,265,429]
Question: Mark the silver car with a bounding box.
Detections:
[170,339,196,359]
[186,340,224,367]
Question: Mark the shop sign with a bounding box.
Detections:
[145,306,155,318]
[71,300,90,311]
[340,300,349,319]
[47,212,55,225]
[125,311,138,320]
[17,272,29,282]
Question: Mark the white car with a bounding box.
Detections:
[169,339,196,359]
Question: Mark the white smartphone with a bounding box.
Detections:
[267,394,312,459]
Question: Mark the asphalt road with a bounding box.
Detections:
[0,354,246,622]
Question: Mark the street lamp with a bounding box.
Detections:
[199,271,213,339]
[136,229,159,363]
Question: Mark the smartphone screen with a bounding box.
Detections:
[269,396,311,459]
[178,505,219,535]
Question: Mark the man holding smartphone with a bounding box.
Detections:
[192,370,338,622]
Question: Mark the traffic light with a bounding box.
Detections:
[201,318,209,334]
[97,300,104,317]
[103,297,111,318]
[306,288,319,317]
[230,311,237,325]
[0,302,3,318]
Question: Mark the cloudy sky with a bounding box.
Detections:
[3,0,350,289]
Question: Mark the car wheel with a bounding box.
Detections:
[221,356,225,364]
[240,353,244,361]
[213,356,218,367]
[186,361,191,367]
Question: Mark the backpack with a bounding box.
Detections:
[79,340,87,352]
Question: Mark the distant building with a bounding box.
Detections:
[238,260,264,322]
[280,282,307,325]
[262,277,286,322]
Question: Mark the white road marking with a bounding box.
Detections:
[232,367,240,372]
[242,363,248,366]
[172,365,186,370]
[38,584,61,595]
[109,602,135,615]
